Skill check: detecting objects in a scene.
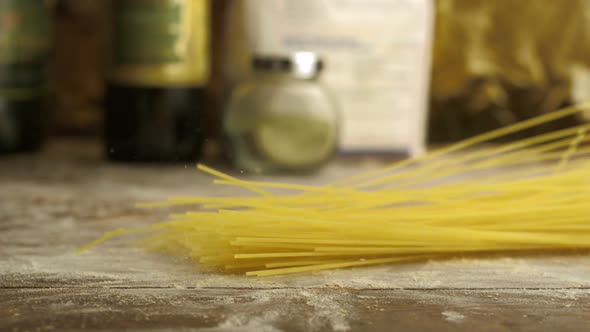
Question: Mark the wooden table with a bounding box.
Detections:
[2,139,590,332]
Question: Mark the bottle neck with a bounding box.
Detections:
[252,70,318,82]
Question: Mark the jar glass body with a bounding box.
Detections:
[224,73,338,173]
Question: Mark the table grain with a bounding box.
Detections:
[1,139,590,332]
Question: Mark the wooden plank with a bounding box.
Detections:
[3,173,590,290]
[2,140,590,331]
[2,288,590,332]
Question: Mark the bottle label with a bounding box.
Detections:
[0,0,52,99]
[109,0,209,87]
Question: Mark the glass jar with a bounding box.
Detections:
[224,52,339,173]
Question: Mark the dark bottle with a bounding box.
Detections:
[0,0,52,153]
[105,0,209,162]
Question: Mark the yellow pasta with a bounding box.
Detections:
[79,102,590,276]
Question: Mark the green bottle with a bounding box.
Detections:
[0,0,52,153]
[104,0,209,162]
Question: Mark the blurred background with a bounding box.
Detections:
[2,0,590,171]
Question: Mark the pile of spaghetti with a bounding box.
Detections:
[80,104,590,276]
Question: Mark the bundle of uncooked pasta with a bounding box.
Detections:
[80,104,590,276]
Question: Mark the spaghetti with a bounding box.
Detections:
[80,103,590,276]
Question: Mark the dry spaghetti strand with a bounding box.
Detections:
[79,104,590,276]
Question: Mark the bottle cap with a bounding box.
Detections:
[252,52,323,79]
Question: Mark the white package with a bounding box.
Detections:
[224,0,434,155]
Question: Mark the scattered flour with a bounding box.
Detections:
[442,310,465,323]
[195,289,351,332]
[299,290,351,332]
[198,311,283,332]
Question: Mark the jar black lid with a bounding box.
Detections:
[252,52,323,79]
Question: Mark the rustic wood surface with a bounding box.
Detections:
[1,139,590,332]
